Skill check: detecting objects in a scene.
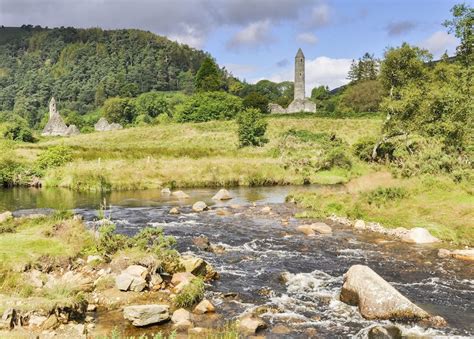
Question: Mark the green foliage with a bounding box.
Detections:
[1,120,35,142]
[311,85,330,101]
[134,92,170,118]
[102,97,136,125]
[195,57,222,92]
[236,108,268,147]
[242,92,269,113]
[347,52,379,83]
[36,145,73,170]
[173,278,205,308]
[96,223,128,256]
[340,80,384,113]
[176,92,243,122]
[443,3,474,65]
[131,227,176,252]
[364,187,409,207]
[0,27,207,126]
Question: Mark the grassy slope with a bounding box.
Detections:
[17,115,381,190]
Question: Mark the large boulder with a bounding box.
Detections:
[212,189,232,200]
[238,315,266,335]
[340,265,434,321]
[310,222,332,234]
[193,299,215,314]
[400,228,440,244]
[368,325,402,339]
[438,249,474,262]
[123,304,169,327]
[179,255,218,280]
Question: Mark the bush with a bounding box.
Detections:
[236,108,268,147]
[134,92,170,118]
[173,278,205,308]
[96,223,128,256]
[175,92,242,122]
[36,145,73,170]
[322,147,352,170]
[243,92,269,113]
[1,121,35,142]
[364,187,409,207]
[353,136,395,162]
[102,97,136,125]
[340,80,384,113]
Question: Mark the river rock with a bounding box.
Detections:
[193,236,212,251]
[1,308,18,329]
[123,304,170,327]
[212,189,232,200]
[354,219,366,230]
[451,249,474,261]
[400,228,440,244]
[437,249,451,258]
[87,255,103,264]
[172,191,190,199]
[169,207,180,214]
[188,327,207,335]
[311,222,332,234]
[238,315,266,335]
[171,308,191,323]
[192,201,208,212]
[115,265,148,292]
[340,265,432,321]
[0,211,13,224]
[261,206,272,213]
[368,325,402,339]
[41,315,58,330]
[180,255,205,274]
[193,299,215,314]
[215,208,232,216]
[296,225,315,236]
[161,188,171,194]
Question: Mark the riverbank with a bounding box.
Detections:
[288,173,474,246]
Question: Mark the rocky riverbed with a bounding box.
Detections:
[1,187,473,338]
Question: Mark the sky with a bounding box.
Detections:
[0,0,464,91]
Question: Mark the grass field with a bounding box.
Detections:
[15,115,382,190]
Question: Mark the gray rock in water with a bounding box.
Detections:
[400,228,439,244]
[192,201,208,212]
[94,117,123,132]
[212,189,232,200]
[123,304,169,327]
[340,265,433,321]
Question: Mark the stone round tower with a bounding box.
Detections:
[294,48,305,100]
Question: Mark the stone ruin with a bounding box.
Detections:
[94,117,123,132]
[41,97,80,136]
[270,48,316,114]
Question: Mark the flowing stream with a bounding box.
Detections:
[2,186,473,337]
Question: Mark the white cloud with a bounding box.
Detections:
[224,63,257,76]
[310,3,330,28]
[297,32,319,45]
[227,19,273,50]
[264,56,351,91]
[168,25,206,48]
[419,31,457,57]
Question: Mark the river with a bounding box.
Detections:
[2,186,473,337]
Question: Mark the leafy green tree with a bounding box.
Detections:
[134,92,169,118]
[443,3,474,65]
[341,80,384,113]
[195,57,222,92]
[243,92,269,113]
[175,92,243,122]
[236,108,268,147]
[102,97,136,124]
[311,86,330,101]
[347,53,379,83]
[1,119,35,142]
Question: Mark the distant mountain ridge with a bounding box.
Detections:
[0,25,209,126]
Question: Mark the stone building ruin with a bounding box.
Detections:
[41,97,80,136]
[270,48,316,114]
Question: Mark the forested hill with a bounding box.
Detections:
[0,26,209,126]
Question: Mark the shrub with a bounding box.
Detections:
[364,187,409,207]
[322,147,352,170]
[175,92,242,122]
[174,278,205,308]
[353,136,396,162]
[243,92,269,113]
[340,80,384,113]
[102,97,136,124]
[36,145,73,170]
[96,223,128,256]
[134,92,170,118]
[236,108,268,147]
[1,121,35,142]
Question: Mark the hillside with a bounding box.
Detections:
[0,26,209,126]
